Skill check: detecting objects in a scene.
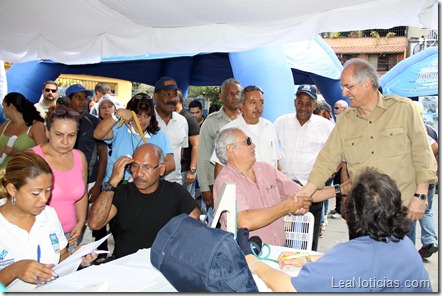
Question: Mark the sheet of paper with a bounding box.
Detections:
[52,233,112,277]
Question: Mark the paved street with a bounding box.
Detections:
[319,196,438,292]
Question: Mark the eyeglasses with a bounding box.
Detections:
[127,163,161,173]
[50,109,81,118]
[44,88,57,93]
[334,106,342,110]
[339,84,356,91]
[243,85,264,94]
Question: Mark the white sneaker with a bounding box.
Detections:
[331,213,342,219]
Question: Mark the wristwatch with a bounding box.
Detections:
[414,193,427,201]
[190,167,197,174]
[102,182,117,192]
[334,184,341,195]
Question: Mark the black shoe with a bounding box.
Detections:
[418,243,438,258]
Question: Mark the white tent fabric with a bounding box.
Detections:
[0,0,438,65]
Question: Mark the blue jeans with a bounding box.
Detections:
[320,179,333,225]
[181,171,196,199]
[406,184,438,246]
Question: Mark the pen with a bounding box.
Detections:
[279,252,310,261]
[36,244,41,282]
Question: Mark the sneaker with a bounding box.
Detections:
[331,213,342,219]
[329,209,337,215]
[418,243,438,258]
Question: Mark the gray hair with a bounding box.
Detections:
[215,127,241,165]
[239,85,264,104]
[220,78,242,94]
[343,58,380,90]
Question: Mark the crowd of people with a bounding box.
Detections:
[0,58,438,292]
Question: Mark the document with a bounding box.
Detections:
[52,233,112,277]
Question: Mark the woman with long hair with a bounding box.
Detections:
[0,92,47,168]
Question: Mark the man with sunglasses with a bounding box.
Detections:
[34,80,59,118]
[210,85,281,178]
[274,84,334,251]
[333,99,348,118]
[88,143,201,259]
[213,128,348,246]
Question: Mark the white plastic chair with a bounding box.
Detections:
[284,212,315,251]
[210,181,237,239]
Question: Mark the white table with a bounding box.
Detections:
[9,246,319,292]
[252,245,321,292]
[13,249,177,292]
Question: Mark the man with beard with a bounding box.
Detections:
[211,85,281,177]
[153,77,189,184]
[274,84,334,251]
[88,143,201,259]
[35,80,59,118]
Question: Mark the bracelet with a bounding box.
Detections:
[250,260,260,274]
[111,112,119,122]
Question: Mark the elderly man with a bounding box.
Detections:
[301,58,437,244]
[88,143,201,259]
[333,99,348,118]
[211,85,281,177]
[213,128,347,246]
[274,84,335,250]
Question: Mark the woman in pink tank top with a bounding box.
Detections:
[30,106,88,249]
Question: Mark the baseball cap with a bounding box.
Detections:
[296,84,317,100]
[66,84,87,98]
[97,96,116,110]
[154,77,178,92]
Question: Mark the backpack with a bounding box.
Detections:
[150,213,258,292]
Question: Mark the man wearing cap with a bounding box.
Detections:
[153,77,189,184]
[274,84,334,251]
[35,80,59,118]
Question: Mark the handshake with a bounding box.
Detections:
[286,195,312,215]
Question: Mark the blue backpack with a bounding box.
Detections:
[150,213,258,292]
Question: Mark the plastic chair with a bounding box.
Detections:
[284,212,315,251]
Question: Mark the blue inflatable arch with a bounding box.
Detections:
[6,40,346,122]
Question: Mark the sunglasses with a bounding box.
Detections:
[50,108,81,118]
[133,94,152,100]
[244,137,252,146]
[44,88,57,93]
[243,85,264,94]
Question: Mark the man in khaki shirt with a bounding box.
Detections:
[300,58,437,244]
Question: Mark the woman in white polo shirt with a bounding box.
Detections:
[0,152,95,290]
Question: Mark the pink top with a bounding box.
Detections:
[214,162,301,246]
[31,145,85,233]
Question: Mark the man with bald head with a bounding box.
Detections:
[88,143,201,259]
